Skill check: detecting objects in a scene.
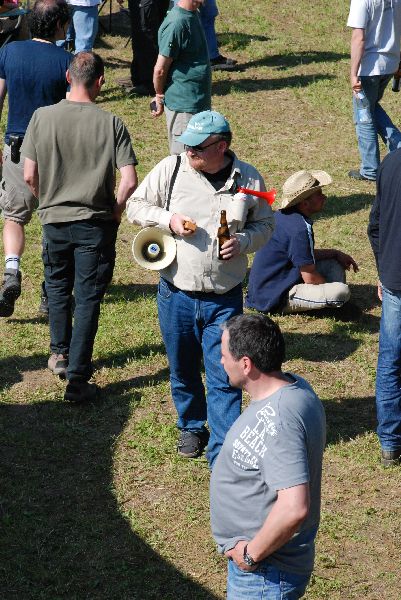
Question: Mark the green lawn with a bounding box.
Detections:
[1,1,400,598]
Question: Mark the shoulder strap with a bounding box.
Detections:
[166,155,181,212]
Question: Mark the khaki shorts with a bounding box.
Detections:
[164,107,193,155]
[0,143,37,225]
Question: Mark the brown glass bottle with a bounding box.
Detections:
[218,210,230,260]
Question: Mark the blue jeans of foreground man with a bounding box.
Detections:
[157,278,243,467]
[42,220,118,382]
[376,285,401,452]
[353,75,401,180]
[227,560,311,600]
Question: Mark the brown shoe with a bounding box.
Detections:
[48,353,68,378]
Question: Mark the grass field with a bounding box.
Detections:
[1,1,401,598]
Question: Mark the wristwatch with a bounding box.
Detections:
[243,544,258,567]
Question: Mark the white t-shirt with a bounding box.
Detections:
[347,0,401,75]
[67,0,100,7]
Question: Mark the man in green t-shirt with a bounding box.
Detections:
[22,52,138,403]
[152,0,212,154]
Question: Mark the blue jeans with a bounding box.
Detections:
[157,278,243,467]
[62,5,98,52]
[376,285,401,451]
[353,75,401,180]
[227,560,311,600]
[174,0,219,59]
[42,220,118,382]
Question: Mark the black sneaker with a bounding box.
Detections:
[177,430,209,458]
[348,170,375,182]
[210,54,238,71]
[381,449,401,467]
[64,381,98,403]
[38,282,49,318]
[0,269,21,317]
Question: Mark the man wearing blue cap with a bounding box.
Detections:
[127,110,274,467]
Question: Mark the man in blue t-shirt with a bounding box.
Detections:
[246,170,358,314]
[0,0,72,318]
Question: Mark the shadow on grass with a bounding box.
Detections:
[212,73,334,95]
[303,284,381,326]
[0,397,218,599]
[284,331,359,362]
[324,395,376,444]
[0,352,48,390]
[216,34,346,66]
[316,192,374,220]
[96,343,167,370]
[104,282,158,303]
[96,84,131,104]
[238,51,348,71]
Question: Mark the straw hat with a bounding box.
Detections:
[280,170,332,210]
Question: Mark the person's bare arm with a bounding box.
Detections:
[114,164,138,222]
[0,78,7,122]
[314,249,359,272]
[24,157,39,198]
[152,55,173,117]
[225,484,310,570]
[350,27,365,92]
[299,263,326,284]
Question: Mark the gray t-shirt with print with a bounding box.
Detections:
[210,374,326,575]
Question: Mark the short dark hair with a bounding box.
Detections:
[212,132,232,148]
[29,0,70,40]
[69,52,104,88]
[224,313,285,374]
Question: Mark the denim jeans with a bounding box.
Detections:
[174,0,219,59]
[353,75,401,180]
[42,220,118,382]
[227,560,311,600]
[63,5,98,52]
[376,285,401,451]
[157,278,243,466]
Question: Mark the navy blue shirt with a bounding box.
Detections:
[368,148,401,290]
[0,40,71,144]
[246,209,315,312]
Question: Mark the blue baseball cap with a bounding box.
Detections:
[176,110,231,146]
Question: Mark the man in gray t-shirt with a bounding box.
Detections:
[210,314,326,599]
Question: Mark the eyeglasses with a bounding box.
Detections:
[184,139,221,153]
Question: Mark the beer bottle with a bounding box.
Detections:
[218,210,230,260]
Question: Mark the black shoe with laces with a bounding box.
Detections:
[177,430,210,458]
[0,268,21,317]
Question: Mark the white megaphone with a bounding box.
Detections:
[132,226,177,271]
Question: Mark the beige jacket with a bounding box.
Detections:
[127,151,274,293]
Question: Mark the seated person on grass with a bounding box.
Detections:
[246,169,358,314]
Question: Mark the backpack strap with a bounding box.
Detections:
[166,154,181,211]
